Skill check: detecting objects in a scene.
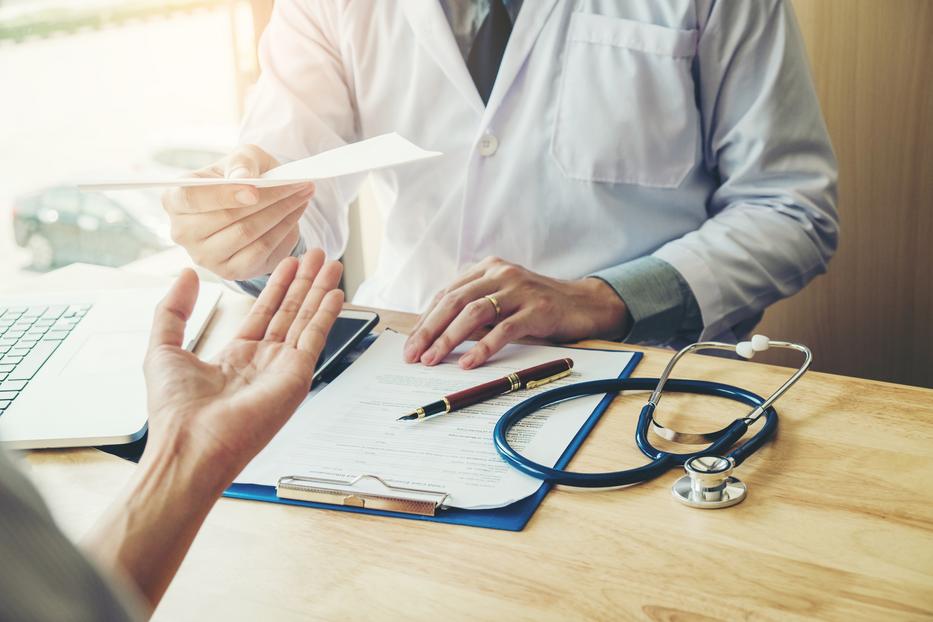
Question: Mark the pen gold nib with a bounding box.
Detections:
[397,406,428,422]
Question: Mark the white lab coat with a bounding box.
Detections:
[240,0,838,340]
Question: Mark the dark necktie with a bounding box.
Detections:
[466,0,513,105]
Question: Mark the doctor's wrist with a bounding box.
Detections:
[576,277,632,341]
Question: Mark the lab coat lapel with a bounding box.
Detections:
[483,0,559,120]
[400,0,485,115]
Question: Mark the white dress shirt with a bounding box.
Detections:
[239,0,838,342]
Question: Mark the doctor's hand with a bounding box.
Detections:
[161,144,314,281]
[143,249,344,482]
[403,257,632,369]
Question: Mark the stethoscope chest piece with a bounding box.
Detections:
[672,455,747,509]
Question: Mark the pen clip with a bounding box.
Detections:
[525,368,572,389]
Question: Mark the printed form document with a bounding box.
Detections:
[236,331,635,510]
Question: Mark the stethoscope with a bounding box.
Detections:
[493,335,812,509]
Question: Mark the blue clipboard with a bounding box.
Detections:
[224,349,643,532]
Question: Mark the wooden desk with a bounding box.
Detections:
[10,264,933,621]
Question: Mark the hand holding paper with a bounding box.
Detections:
[100,134,439,281]
[159,143,312,280]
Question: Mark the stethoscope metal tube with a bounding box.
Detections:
[492,335,811,508]
[648,337,812,442]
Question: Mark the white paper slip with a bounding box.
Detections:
[235,330,636,510]
[77,133,441,191]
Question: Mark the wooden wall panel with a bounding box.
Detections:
[758,0,933,388]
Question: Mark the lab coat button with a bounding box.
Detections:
[478,133,499,157]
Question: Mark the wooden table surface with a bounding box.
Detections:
[10,264,933,621]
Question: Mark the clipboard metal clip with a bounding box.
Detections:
[276,474,449,517]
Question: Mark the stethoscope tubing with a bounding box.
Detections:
[493,378,778,488]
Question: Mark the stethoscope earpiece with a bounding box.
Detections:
[736,334,772,359]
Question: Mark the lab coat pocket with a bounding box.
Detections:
[551,14,699,187]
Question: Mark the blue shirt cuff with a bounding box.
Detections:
[234,237,307,297]
[590,256,703,345]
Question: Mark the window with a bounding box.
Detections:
[1,0,260,275]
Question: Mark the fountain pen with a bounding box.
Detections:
[397,357,574,422]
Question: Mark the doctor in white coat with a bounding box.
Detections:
[162,0,838,369]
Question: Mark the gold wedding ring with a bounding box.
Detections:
[484,294,502,323]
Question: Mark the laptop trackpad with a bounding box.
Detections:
[65,331,149,375]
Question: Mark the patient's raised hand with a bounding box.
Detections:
[142,249,344,484]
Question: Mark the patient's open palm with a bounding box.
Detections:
[143,250,344,478]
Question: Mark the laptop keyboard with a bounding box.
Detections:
[0,304,91,415]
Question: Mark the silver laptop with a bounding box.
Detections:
[0,284,221,449]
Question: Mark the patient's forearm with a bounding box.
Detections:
[83,439,228,612]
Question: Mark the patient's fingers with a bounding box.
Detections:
[285,260,344,347]
[298,290,345,357]
[235,257,299,341]
[263,249,325,342]
[149,269,199,351]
